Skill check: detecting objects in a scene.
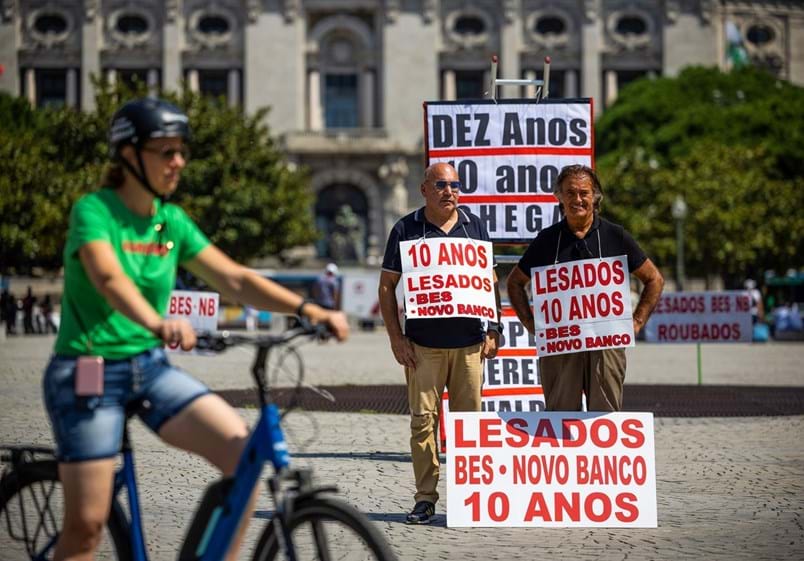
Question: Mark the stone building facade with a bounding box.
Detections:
[1,0,802,264]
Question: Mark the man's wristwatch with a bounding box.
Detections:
[487,322,503,336]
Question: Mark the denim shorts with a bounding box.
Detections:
[42,347,210,463]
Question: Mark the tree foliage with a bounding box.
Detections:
[0,79,314,274]
[596,66,804,282]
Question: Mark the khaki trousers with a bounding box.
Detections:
[405,342,483,504]
[538,348,626,411]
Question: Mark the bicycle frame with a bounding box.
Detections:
[119,401,290,561]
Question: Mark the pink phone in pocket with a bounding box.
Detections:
[75,356,104,396]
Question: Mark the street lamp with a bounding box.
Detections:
[671,195,688,291]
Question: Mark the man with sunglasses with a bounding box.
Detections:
[379,162,502,524]
[506,164,664,412]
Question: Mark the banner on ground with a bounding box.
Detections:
[446,412,657,528]
[530,257,635,356]
[644,291,752,343]
[423,98,594,243]
[400,238,496,321]
[165,290,219,352]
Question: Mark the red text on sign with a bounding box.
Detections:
[523,492,639,523]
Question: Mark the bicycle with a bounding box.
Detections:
[0,324,398,561]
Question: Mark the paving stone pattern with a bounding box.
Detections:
[1,334,803,560]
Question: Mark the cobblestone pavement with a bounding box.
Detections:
[2,334,803,560]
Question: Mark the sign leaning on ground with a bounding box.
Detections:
[446,412,657,528]
[530,257,635,356]
[440,307,544,450]
[644,291,752,343]
[165,290,219,352]
[400,238,496,320]
[423,98,594,243]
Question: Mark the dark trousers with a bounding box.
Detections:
[539,348,626,411]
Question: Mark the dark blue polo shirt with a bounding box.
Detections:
[382,207,495,348]
[517,215,647,274]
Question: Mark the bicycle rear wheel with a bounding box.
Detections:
[252,496,397,561]
[0,459,132,561]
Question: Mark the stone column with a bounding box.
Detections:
[443,69,456,100]
[25,68,36,105]
[163,12,182,92]
[187,69,199,93]
[227,68,240,107]
[605,69,618,107]
[66,68,78,108]
[524,69,537,98]
[565,69,578,98]
[361,69,374,128]
[81,11,101,110]
[308,69,323,130]
[147,68,159,95]
[581,0,602,108]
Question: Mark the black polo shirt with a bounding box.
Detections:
[517,215,647,274]
[382,207,495,348]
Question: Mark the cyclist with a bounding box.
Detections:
[42,97,349,561]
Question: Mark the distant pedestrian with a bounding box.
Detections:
[312,263,340,310]
[744,279,764,324]
[41,294,58,334]
[1,289,16,335]
[22,286,36,334]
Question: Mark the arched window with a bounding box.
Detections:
[315,184,368,261]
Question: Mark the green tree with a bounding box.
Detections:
[596,66,804,281]
[0,81,315,274]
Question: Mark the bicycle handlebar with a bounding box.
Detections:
[194,321,332,354]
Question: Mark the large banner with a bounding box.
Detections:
[644,291,752,343]
[400,238,496,320]
[424,99,594,243]
[531,257,635,356]
[446,412,657,528]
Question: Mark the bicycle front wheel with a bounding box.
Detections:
[0,459,132,561]
[252,496,397,561]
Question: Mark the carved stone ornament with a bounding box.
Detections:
[1,0,15,23]
[283,0,299,23]
[187,7,235,51]
[502,0,517,24]
[583,0,597,23]
[107,7,155,49]
[422,0,436,23]
[526,10,573,50]
[27,7,74,48]
[166,0,179,24]
[85,0,98,22]
[243,0,257,23]
[384,0,400,23]
[664,0,680,23]
[606,8,654,52]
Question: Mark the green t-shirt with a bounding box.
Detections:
[54,188,210,359]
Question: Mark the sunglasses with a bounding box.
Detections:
[142,145,190,162]
[432,180,462,191]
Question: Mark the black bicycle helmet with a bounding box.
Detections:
[108,97,190,199]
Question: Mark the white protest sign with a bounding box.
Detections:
[400,238,496,320]
[424,99,593,242]
[531,257,634,356]
[165,290,219,352]
[340,273,380,320]
[439,307,544,451]
[644,291,752,343]
[446,412,657,528]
